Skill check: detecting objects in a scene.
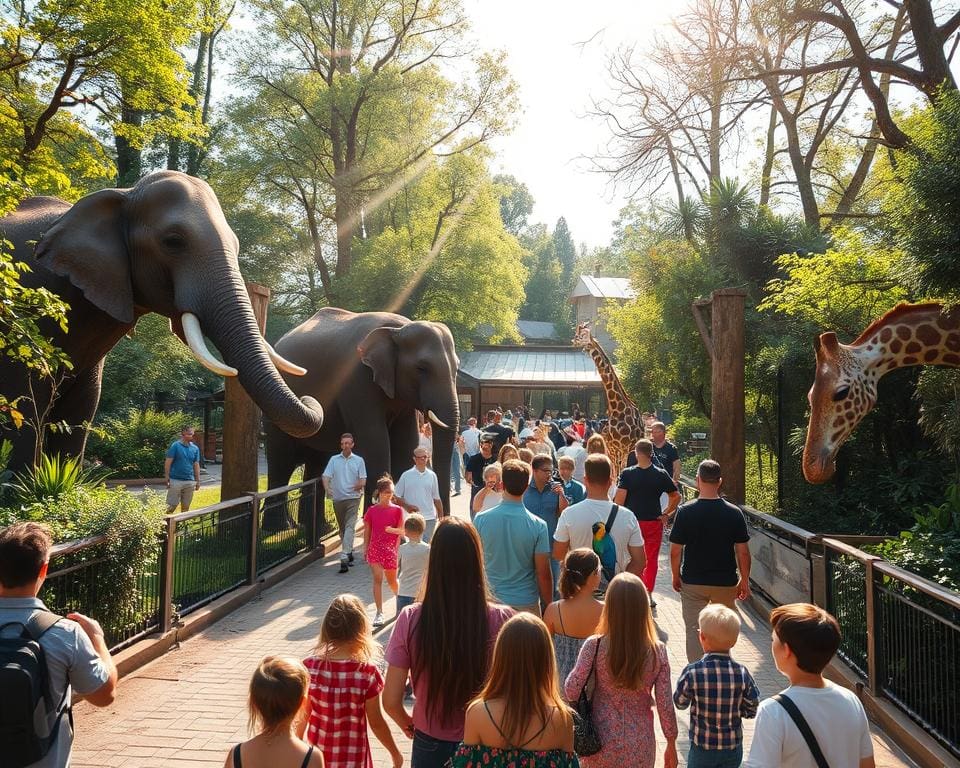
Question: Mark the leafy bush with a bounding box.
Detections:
[1,485,166,643]
[87,408,190,478]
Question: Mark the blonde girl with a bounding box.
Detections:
[225,656,324,768]
[300,595,402,768]
[363,475,404,627]
[563,573,678,768]
[497,443,519,464]
[452,614,579,768]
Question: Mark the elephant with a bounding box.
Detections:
[264,307,460,529]
[0,171,324,475]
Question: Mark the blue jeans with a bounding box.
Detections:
[412,730,459,768]
[396,595,415,613]
[450,451,462,492]
[687,743,743,768]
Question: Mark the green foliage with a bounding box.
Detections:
[886,87,960,300]
[0,252,72,428]
[760,229,908,338]
[7,453,108,505]
[494,175,535,236]
[87,409,190,479]
[341,152,526,345]
[98,314,220,418]
[669,404,711,450]
[915,368,960,466]
[0,0,202,191]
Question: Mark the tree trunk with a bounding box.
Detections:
[186,30,211,176]
[759,103,777,208]
[115,106,144,187]
[906,0,957,97]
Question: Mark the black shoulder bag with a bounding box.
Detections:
[572,639,602,756]
[774,693,831,768]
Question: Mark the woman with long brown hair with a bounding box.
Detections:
[451,614,578,768]
[383,517,514,768]
[563,573,678,768]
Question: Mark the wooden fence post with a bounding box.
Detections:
[247,493,261,585]
[221,282,270,502]
[159,516,177,633]
[693,288,747,503]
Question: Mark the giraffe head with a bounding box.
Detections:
[802,332,876,483]
[573,323,593,348]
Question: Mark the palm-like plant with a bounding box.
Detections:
[9,453,109,504]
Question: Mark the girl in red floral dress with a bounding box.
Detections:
[363,474,405,627]
[300,594,402,768]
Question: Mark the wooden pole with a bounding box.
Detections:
[221,282,270,502]
[693,288,746,503]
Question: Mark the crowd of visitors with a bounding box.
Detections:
[0,412,878,768]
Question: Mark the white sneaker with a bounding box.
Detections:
[373,612,384,627]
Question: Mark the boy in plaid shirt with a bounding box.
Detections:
[674,604,760,767]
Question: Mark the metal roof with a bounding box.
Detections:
[570,275,636,300]
[458,346,601,385]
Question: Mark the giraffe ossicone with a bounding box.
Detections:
[803,302,960,484]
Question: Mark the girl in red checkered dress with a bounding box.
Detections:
[300,594,402,768]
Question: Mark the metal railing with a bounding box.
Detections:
[821,538,960,757]
[45,478,327,651]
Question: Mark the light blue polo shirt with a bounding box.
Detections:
[474,499,550,606]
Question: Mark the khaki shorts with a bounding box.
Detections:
[166,479,196,510]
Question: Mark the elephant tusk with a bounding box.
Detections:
[265,343,307,376]
[181,312,239,377]
[427,410,450,430]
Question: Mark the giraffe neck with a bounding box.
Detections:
[856,304,960,373]
[588,342,639,420]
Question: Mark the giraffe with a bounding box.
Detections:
[803,302,960,484]
[573,323,647,471]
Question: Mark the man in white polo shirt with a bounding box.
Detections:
[322,433,367,574]
[395,447,443,542]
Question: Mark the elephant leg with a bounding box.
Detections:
[389,413,419,482]
[263,423,303,532]
[46,363,103,462]
[355,423,392,513]
[302,454,330,540]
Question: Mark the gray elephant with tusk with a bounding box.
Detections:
[0,170,324,476]
[264,307,460,530]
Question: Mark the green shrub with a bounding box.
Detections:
[1,485,165,643]
[669,404,712,456]
[8,453,110,504]
[87,409,190,478]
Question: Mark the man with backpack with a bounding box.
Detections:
[553,453,646,587]
[0,522,117,768]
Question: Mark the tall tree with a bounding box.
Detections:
[233,0,517,304]
[494,174,534,235]
[553,217,576,280]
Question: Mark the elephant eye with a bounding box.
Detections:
[832,385,851,402]
[162,233,187,250]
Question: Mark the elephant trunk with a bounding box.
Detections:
[196,273,323,438]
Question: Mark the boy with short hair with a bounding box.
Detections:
[396,514,429,613]
[674,603,760,768]
[745,603,875,768]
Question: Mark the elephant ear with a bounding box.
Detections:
[34,188,134,324]
[359,326,401,399]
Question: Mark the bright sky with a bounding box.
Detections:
[464,0,678,249]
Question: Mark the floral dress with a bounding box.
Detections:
[450,744,580,768]
[563,637,678,768]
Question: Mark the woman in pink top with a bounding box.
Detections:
[363,475,405,628]
[383,517,514,768]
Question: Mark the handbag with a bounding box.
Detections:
[572,638,602,756]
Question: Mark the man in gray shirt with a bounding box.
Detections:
[322,433,368,573]
[0,521,117,768]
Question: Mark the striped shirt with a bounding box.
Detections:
[673,652,760,750]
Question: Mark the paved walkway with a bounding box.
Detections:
[72,490,912,767]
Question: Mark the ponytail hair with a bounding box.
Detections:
[375,474,394,495]
[559,548,600,599]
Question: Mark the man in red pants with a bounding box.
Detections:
[614,439,681,607]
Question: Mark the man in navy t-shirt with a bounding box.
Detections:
[614,439,681,606]
[164,425,201,513]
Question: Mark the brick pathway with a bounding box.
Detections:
[72,490,912,767]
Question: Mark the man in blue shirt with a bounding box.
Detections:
[557,456,586,504]
[475,460,552,614]
[523,455,569,598]
[164,425,201,513]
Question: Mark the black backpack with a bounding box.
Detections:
[0,610,70,767]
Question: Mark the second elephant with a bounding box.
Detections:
[265,307,460,526]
